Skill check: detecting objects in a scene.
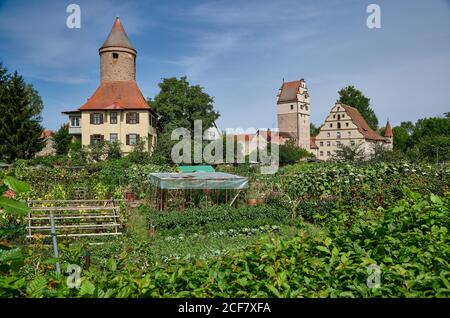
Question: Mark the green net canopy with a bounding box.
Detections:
[149,172,248,190]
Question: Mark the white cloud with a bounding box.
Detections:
[0,0,152,83]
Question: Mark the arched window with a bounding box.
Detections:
[112,53,119,59]
[337,122,341,129]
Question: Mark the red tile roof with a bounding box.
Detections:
[384,120,393,138]
[230,134,256,142]
[101,17,135,51]
[258,130,285,144]
[277,80,303,103]
[78,81,153,112]
[341,104,386,141]
[41,130,54,138]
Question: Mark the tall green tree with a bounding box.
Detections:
[53,124,72,155]
[410,117,450,162]
[392,125,411,153]
[411,117,450,141]
[310,123,320,136]
[391,115,450,162]
[337,86,379,130]
[149,76,220,163]
[151,76,219,132]
[0,65,44,162]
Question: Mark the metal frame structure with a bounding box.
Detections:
[148,172,249,211]
[25,199,125,239]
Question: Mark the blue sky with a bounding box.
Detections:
[0,0,449,131]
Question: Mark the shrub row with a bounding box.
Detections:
[142,205,294,235]
[2,189,448,297]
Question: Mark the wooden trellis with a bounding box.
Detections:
[25,199,124,239]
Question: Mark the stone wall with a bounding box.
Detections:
[100,47,136,82]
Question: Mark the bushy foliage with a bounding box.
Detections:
[53,125,71,155]
[0,64,45,162]
[143,205,293,235]
[279,139,314,165]
[331,143,365,163]
[392,116,450,163]
[1,190,449,297]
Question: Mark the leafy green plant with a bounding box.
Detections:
[0,176,30,216]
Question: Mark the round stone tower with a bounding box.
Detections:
[99,17,136,82]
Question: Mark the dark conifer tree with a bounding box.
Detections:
[0,64,44,162]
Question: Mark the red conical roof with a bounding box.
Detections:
[100,17,135,51]
[384,120,393,138]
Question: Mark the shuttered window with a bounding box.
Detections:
[90,113,103,125]
[110,112,118,124]
[149,114,157,127]
[110,133,118,142]
[90,134,104,145]
[126,112,139,124]
[126,134,140,146]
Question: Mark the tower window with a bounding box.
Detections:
[112,53,119,59]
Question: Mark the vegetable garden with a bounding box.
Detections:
[1,160,449,297]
